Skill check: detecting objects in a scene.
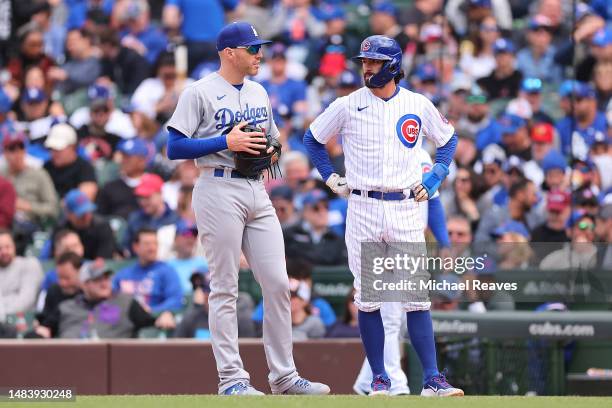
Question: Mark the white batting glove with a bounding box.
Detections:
[326,173,350,198]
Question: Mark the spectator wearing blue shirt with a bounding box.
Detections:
[162,0,239,72]
[114,228,183,314]
[252,258,336,330]
[123,173,180,253]
[516,15,562,84]
[64,0,114,30]
[118,0,169,65]
[555,82,608,155]
[519,78,555,125]
[458,91,501,152]
[167,220,208,294]
[541,150,568,192]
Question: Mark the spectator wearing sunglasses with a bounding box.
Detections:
[516,15,562,84]
[540,212,598,270]
[555,82,608,156]
[270,185,299,229]
[459,15,499,80]
[572,158,601,191]
[131,52,193,125]
[283,189,347,265]
[519,78,555,125]
[0,131,58,225]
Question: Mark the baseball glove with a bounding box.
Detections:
[234,124,282,178]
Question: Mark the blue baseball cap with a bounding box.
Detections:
[559,80,579,97]
[469,0,491,7]
[497,113,526,135]
[338,70,361,88]
[65,189,97,216]
[573,81,596,98]
[118,138,148,157]
[270,185,294,201]
[493,38,515,54]
[592,28,612,47]
[415,63,438,82]
[176,219,198,237]
[541,150,568,173]
[269,42,287,59]
[216,22,271,51]
[492,220,530,239]
[21,87,47,104]
[303,189,328,206]
[372,2,398,17]
[88,84,111,103]
[528,14,553,30]
[521,77,543,93]
[0,87,12,114]
[320,5,346,21]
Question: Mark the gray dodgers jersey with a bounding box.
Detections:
[166,72,280,169]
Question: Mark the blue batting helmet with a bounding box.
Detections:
[353,35,402,88]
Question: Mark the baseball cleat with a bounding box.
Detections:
[278,377,331,395]
[222,382,265,396]
[370,374,391,396]
[420,371,464,397]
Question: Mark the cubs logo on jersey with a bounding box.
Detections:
[396,114,421,148]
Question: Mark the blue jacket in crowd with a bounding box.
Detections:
[113,261,183,314]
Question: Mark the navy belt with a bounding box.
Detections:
[213,168,260,180]
[351,189,414,201]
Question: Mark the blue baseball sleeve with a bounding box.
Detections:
[427,197,450,248]
[421,133,457,197]
[166,127,228,160]
[303,129,335,181]
[434,133,457,167]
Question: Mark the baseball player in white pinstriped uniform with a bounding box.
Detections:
[353,148,450,395]
[304,35,463,396]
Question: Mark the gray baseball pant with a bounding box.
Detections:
[192,169,298,393]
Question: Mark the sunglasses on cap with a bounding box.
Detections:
[234,45,262,55]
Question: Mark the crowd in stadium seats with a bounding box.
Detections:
[0,0,611,339]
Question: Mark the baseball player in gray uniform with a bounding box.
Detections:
[166,21,330,396]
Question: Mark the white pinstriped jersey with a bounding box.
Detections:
[310,87,454,192]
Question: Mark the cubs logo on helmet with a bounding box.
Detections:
[396,114,421,148]
[361,40,371,51]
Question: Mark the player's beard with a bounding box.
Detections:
[363,72,376,88]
